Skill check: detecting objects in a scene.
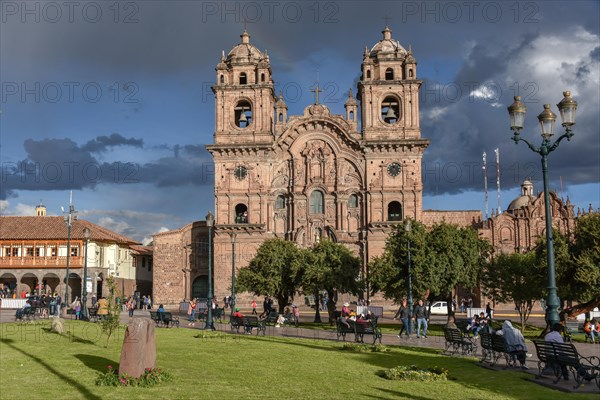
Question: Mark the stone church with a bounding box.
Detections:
[151,28,588,307]
[204,27,429,301]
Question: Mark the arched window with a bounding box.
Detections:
[235,100,252,128]
[239,72,247,85]
[278,113,283,122]
[349,194,358,208]
[385,68,394,80]
[276,195,285,209]
[381,96,400,124]
[366,70,371,79]
[261,73,265,82]
[408,69,413,78]
[349,111,354,121]
[220,74,224,84]
[310,190,324,214]
[387,201,402,221]
[235,203,248,223]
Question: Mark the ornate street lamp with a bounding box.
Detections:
[507,91,577,327]
[205,212,215,330]
[230,232,237,316]
[81,227,91,321]
[405,218,414,334]
[61,193,78,309]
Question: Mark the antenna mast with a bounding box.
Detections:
[483,152,488,221]
[495,148,501,213]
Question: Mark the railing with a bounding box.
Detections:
[0,256,83,267]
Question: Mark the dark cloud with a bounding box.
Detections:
[1,136,212,199]
[81,133,144,153]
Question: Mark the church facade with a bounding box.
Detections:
[205,28,429,300]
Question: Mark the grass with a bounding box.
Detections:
[0,320,597,400]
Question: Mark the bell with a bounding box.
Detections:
[239,112,248,124]
[384,107,397,122]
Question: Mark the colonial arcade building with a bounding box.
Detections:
[203,27,430,300]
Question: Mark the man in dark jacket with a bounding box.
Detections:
[413,299,429,338]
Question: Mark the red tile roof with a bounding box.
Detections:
[130,245,153,256]
[0,216,138,244]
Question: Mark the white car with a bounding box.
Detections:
[429,301,449,315]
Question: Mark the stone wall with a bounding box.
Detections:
[422,210,482,228]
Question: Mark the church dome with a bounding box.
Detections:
[507,195,533,211]
[226,31,264,64]
[369,27,406,58]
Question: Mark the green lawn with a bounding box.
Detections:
[0,320,596,400]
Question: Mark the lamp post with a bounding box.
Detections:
[62,194,78,308]
[507,91,577,327]
[81,227,91,321]
[230,232,236,316]
[205,212,215,330]
[405,218,414,334]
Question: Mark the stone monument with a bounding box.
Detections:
[119,318,156,378]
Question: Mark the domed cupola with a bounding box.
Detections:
[226,30,264,65]
[368,26,407,60]
[507,180,535,213]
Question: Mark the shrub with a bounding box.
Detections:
[381,365,449,381]
[340,343,390,353]
[96,365,172,387]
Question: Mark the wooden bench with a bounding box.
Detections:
[564,321,584,343]
[552,342,599,388]
[490,333,513,367]
[353,319,382,345]
[336,319,355,341]
[87,308,98,322]
[264,311,279,326]
[158,312,179,328]
[15,306,36,321]
[443,327,477,356]
[149,311,162,327]
[533,339,557,379]
[243,316,266,335]
[479,331,494,364]
[230,316,245,333]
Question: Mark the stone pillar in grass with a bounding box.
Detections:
[119,318,156,378]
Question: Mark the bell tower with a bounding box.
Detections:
[357,27,421,141]
[358,27,429,223]
[212,31,276,145]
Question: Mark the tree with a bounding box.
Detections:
[236,239,303,313]
[369,220,429,303]
[422,223,490,315]
[101,276,122,347]
[301,240,362,322]
[534,229,572,306]
[561,213,600,318]
[481,252,546,332]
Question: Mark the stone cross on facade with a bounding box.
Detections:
[310,83,322,105]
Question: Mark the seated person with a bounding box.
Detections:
[584,319,599,343]
[356,313,370,326]
[545,323,569,380]
[233,307,244,318]
[501,320,529,369]
[15,300,32,319]
[445,315,458,330]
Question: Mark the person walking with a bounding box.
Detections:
[413,299,429,339]
[393,299,411,338]
[251,299,257,315]
[292,304,300,327]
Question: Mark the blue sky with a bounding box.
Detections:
[1,1,599,243]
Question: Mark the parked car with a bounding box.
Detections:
[429,301,449,315]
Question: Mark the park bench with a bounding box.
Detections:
[230,316,245,334]
[15,307,36,321]
[353,319,382,345]
[564,321,583,342]
[552,342,599,388]
[336,319,355,341]
[159,312,179,328]
[490,333,512,367]
[479,331,494,364]
[264,311,279,326]
[149,311,162,326]
[443,327,477,356]
[199,307,226,323]
[243,316,266,336]
[87,308,98,322]
[533,339,557,379]
[66,309,76,319]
